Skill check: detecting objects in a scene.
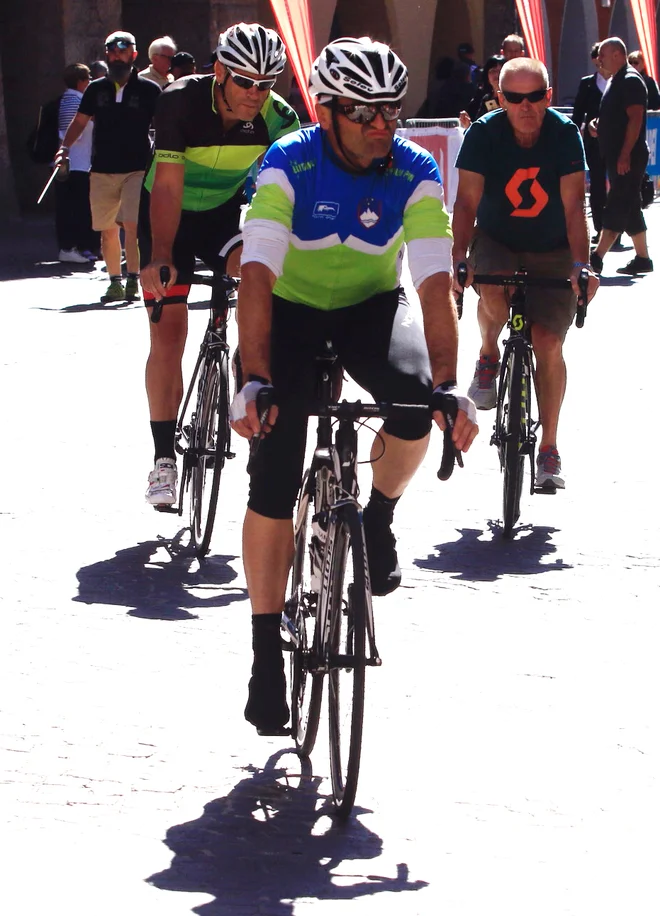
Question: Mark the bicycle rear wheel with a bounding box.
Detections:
[498,343,526,538]
[190,350,230,557]
[325,503,368,820]
[288,471,324,757]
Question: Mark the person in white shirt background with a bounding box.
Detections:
[57,63,99,264]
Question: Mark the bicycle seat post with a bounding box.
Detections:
[315,341,337,449]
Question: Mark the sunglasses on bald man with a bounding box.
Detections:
[501,88,548,104]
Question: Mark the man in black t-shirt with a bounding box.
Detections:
[590,37,652,276]
[58,31,161,302]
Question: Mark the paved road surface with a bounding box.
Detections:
[1,212,659,915]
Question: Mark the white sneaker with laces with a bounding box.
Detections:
[467,355,500,410]
[146,457,178,505]
[536,446,565,489]
[59,247,92,264]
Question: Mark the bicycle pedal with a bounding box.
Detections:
[534,483,557,495]
[256,725,292,738]
[227,451,236,459]
[153,504,179,513]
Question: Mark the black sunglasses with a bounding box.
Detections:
[501,88,548,104]
[228,68,275,91]
[334,101,402,124]
[105,40,133,51]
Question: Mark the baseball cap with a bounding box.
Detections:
[105,30,136,50]
[170,51,195,70]
[457,42,474,55]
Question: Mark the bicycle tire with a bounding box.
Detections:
[289,471,324,757]
[325,503,367,819]
[190,350,230,557]
[499,343,526,538]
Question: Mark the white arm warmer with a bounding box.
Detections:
[241,218,291,279]
[407,237,453,289]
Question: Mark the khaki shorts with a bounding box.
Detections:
[468,231,576,341]
[90,170,144,230]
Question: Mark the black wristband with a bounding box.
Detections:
[437,379,457,392]
[247,374,270,386]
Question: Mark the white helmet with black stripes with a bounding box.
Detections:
[309,37,408,103]
[216,22,287,77]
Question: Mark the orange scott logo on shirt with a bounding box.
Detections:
[505,167,549,218]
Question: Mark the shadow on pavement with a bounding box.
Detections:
[597,275,637,287]
[148,749,428,914]
[74,537,246,619]
[415,523,572,582]
[36,300,142,313]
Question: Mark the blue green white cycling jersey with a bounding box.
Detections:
[242,125,452,310]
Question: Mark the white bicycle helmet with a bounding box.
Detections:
[216,23,287,77]
[309,37,408,103]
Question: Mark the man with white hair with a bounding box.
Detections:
[139,36,177,89]
[452,57,598,491]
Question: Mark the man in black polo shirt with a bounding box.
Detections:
[590,37,652,276]
[58,31,161,301]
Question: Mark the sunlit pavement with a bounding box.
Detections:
[1,209,659,915]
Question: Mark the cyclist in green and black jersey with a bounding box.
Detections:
[139,22,299,506]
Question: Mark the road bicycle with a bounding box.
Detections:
[254,343,460,819]
[457,264,588,538]
[151,268,238,557]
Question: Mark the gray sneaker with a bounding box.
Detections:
[536,446,565,489]
[467,355,499,410]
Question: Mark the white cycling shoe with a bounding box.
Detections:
[145,457,178,506]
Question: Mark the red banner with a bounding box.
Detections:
[630,0,657,80]
[514,0,548,65]
[270,0,316,120]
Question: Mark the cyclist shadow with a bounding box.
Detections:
[415,522,572,582]
[36,300,142,313]
[74,536,246,620]
[147,749,428,914]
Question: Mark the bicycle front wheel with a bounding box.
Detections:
[498,343,526,538]
[288,472,324,757]
[325,503,368,820]
[190,350,230,557]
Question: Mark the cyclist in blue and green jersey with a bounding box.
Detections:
[229,38,479,735]
[139,23,299,506]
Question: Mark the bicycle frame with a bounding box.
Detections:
[157,274,237,518]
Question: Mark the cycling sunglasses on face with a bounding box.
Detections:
[335,101,402,124]
[501,88,548,104]
[228,69,276,91]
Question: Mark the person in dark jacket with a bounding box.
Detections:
[460,54,504,128]
[572,42,608,240]
[430,61,475,118]
[628,50,660,109]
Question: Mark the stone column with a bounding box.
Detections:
[388,0,438,116]
[62,0,121,66]
[0,54,18,215]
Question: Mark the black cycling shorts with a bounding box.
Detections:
[138,187,244,298]
[248,288,433,520]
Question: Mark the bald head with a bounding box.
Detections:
[598,37,628,78]
[499,57,549,92]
